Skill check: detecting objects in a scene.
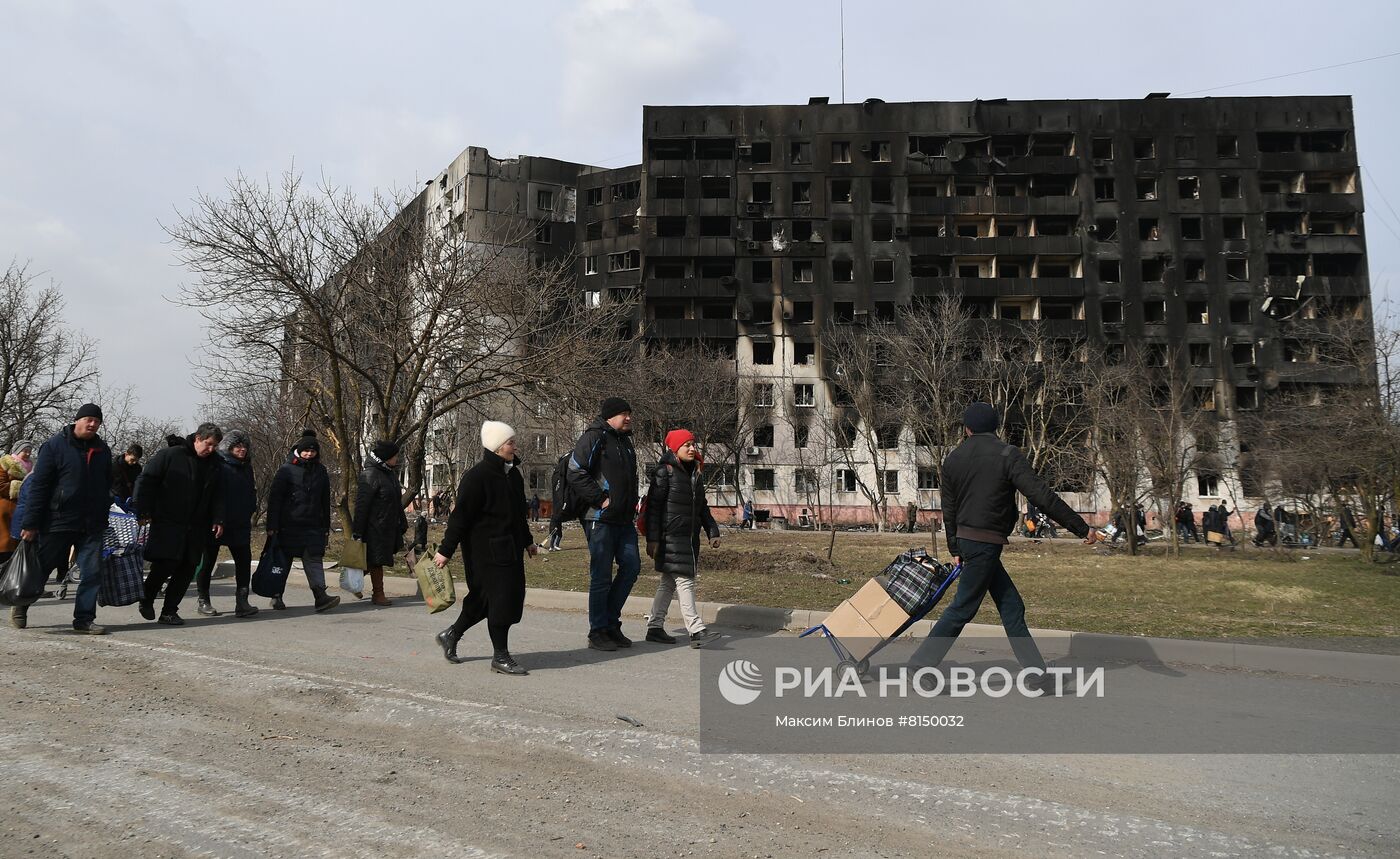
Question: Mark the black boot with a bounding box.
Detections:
[196,595,220,616]
[312,587,340,613]
[435,628,465,664]
[270,595,287,610]
[490,651,528,676]
[645,627,677,644]
[234,588,259,618]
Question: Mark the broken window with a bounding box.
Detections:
[1216,135,1238,158]
[534,221,552,244]
[1266,212,1300,235]
[1030,133,1074,156]
[871,178,893,203]
[792,261,813,283]
[1133,137,1156,159]
[751,259,773,282]
[611,180,640,201]
[751,220,773,242]
[585,187,604,207]
[1144,301,1166,323]
[1230,300,1252,324]
[832,141,851,163]
[909,135,947,157]
[1037,258,1076,278]
[1302,130,1348,153]
[1313,254,1361,276]
[790,301,814,323]
[794,341,816,364]
[1180,216,1203,240]
[584,255,598,276]
[958,264,983,279]
[794,384,816,408]
[954,181,982,197]
[1223,216,1245,239]
[1186,300,1209,323]
[1225,258,1248,281]
[1136,178,1157,200]
[699,216,730,237]
[752,300,774,327]
[653,303,685,320]
[872,218,894,242]
[656,217,686,238]
[997,261,1022,278]
[911,255,947,277]
[1141,258,1166,282]
[791,182,811,204]
[1184,258,1206,281]
[1176,136,1197,159]
[1034,216,1075,236]
[1138,218,1160,241]
[832,259,853,282]
[652,258,686,278]
[586,221,603,241]
[649,138,692,160]
[1189,342,1211,365]
[831,219,853,242]
[869,140,891,162]
[700,176,730,199]
[615,214,639,235]
[698,259,734,278]
[790,141,811,165]
[1266,254,1306,277]
[1101,300,1123,323]
[1039,299,1078,320]
[908,176,943,198]
[1099,258,1121,283]
[996,219,1025,237]
[753,422,775,445]
[1178,176,1200,199]
[1257,132,1296,153]
[695,138,734,160]
[749,181,772,203]
[873,259,895,282]
[830,178,852,203]
[1094,178,1116,200]
[1219,175,1241,198]
[1091,137,1113,159]
[833,301,855,323]
[1030,176,1072,198]
[655,177,685,199]
[1095,217,1119,241]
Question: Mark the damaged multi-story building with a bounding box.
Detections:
[423,96,1374,525]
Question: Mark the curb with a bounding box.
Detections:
[281,574,1399,684]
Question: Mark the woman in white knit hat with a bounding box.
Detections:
[433,420,537,674]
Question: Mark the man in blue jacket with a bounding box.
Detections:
[567,397,639,652]
[15,403,112,633]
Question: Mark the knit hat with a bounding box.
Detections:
[296,435,320,455]
[665,429,695,455]
[225,430,251,451]
[963,402,999,434]
[480,421,516,454]
[75,403,103,422]
[372,439,400,461]
[599,396,632,420]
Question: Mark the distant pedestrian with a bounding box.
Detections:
[1253,506,1277,547]
[1218,501,1236,544]
[264,434,339,612]
[741,499,754,530]
[111,443,143,506]
[192,430,259,618]
[905,501,918,534]
[541,453,568,552]
[433,421,537,675]
[134,424,225,626]
[529,492,541,523]
[353,439,408,607]
[568,397,641,652]
[1337,504,1360,548]
[14,404,112,633]
[0,450,28,566]
[643,430,721,648]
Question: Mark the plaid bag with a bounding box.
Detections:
[103,509,148,556]
[99,549,146,607]
[881,548,955,614]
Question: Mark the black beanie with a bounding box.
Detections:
[372,439,400,461]
[296,435,320,455]
[600,397,632,420]
[963,402,999,434]
[75,403,103,422]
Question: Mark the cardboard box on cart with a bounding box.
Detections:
[822,577,911,644]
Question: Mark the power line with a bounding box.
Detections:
[1178,50,1400,96]
[1361,164,1400,244]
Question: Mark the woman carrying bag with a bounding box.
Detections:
[432,421,537,675]
[644,429,721,648]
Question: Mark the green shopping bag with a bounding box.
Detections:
[414,544,456,614]
[340,538,367,570]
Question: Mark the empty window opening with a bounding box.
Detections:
[1266,254,1307,277]
[1133,137,1156,159]
[1186,299,1209,323]
[1142,258,1166,282]
[700,176,730,199]
[790,141,811,164]
[695,138,734,160]
[1136,178,1158,200]
[794,341,816,364]
[997,260,1023,278]
[1037,258,1075,278]
[831,179,852,203]
[656,216,686,238]
[908,177,943,197]
[1098,259,1121,282]
[790,301,814,323]
[1266,212,1301,235]
[873,259,895,282]
[996,218,1026,237]
[833,301,855,323]
[869,140,891,162]
[1223,216,1245,239]
[1101,300,1123,323]
[1178,176,1200,199]
[1184,259,1206,282]
[872,218,894,242]
[1219,176,1242,198]
[792,261,813,283]
[1216,135,1238,158]
[1189,343,1211,365]
[1030,176,1072,198]
[751,220,773,242]
[831,141,851,163]
[911,255,947,277]
[1034,216,1075,236]
[655,177,685,198]
[791,220,814,242]
[649,138,692,160]
[1302,130,1348,153]
[752,300,773,326]
[586,220,603,241]
[831,219,853,242]
[1230,300,1251,324]
[1040,299,1079,320]
[1091,137,1114,159]
[1235,386,1257,410]
[1139,218,1161,241]
[749,141,772,163]
[1095,217,1118,241]
[1257,132,1297,153]
[909,135,948,157]
[791,181,811,204]
[871,178,893,203]
[1030,133,1074,156]
[651,258,686,278]
[653,303,685,320]
[753,423,774,446]
[698,259,734,278]
[749,181,772,203]
[1180,216,1203,240]
[1313,254,1361,276]
[1144,300,1167,323]
[699,216,730,237]
[958,264,983,278]
[1225,258,1248,281]
[954,181,983,197]
[1094,178,1116,200]
[832,259,854,282]
[751,260,773,282]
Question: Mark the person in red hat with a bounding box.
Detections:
[642,429,721,647]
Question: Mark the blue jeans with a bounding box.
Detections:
[583,521,640,633]
[39,530,103,627]
[910,539,1046,671]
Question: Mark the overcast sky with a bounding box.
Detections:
[3,0,1398,426]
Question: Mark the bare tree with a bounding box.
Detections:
[168,169,637,526]
[0,261,98,450]
[1079,349,1151,555]
[205,379,307,523]
[821,320,902,530]
[1136,345,1219,556]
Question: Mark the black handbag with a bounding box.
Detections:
[0,541,46,607]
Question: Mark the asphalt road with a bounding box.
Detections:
[2,581,1397,858]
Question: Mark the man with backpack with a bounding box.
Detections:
[540,452,571,552]
[567,397,640,652]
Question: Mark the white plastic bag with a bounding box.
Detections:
[340,565,365,596]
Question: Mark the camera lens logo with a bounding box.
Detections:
[717,659,763,705]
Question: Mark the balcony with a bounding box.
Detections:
[644,278,739,299]
[1264,233,1365,254]
[909,235,1082,255]
[911,276,1086,298]
[1261,192,1362,212]
[906,196,1081,217]
[645,318,738,339]
[1264,275,1368,297]
[1258,151,1355,172]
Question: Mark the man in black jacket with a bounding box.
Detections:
[909,403,1101,681]
[192,430,259,618]
[134,424,225,625]
[567,396,640,651]
[111,444,143,505]
[15,403,112,633]
[265,435,339,612]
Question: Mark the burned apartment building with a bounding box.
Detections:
[574,96,1373,525]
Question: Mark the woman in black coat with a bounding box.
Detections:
[643,429,721,648]
[432,421,537,675]
[352,439,408,606]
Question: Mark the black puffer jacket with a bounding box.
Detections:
[940,432,1089,556]
[134,435,224,562]
[353,456,407,567]
[111,457,141,501]
[216,449,257,547]
[440,448,533,626]
[644,450,719,576]
[265,455,331,554]
[566,418,638,527]
[22,426,112,536]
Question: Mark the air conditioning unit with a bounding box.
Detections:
[893,226,908,238]
[859,143,873,153]
[746,203,763,214]
[737,144,753,156]
[745,447,762,457]
[782,309,793,319]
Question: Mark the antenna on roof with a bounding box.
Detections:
[839,0,846,104]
